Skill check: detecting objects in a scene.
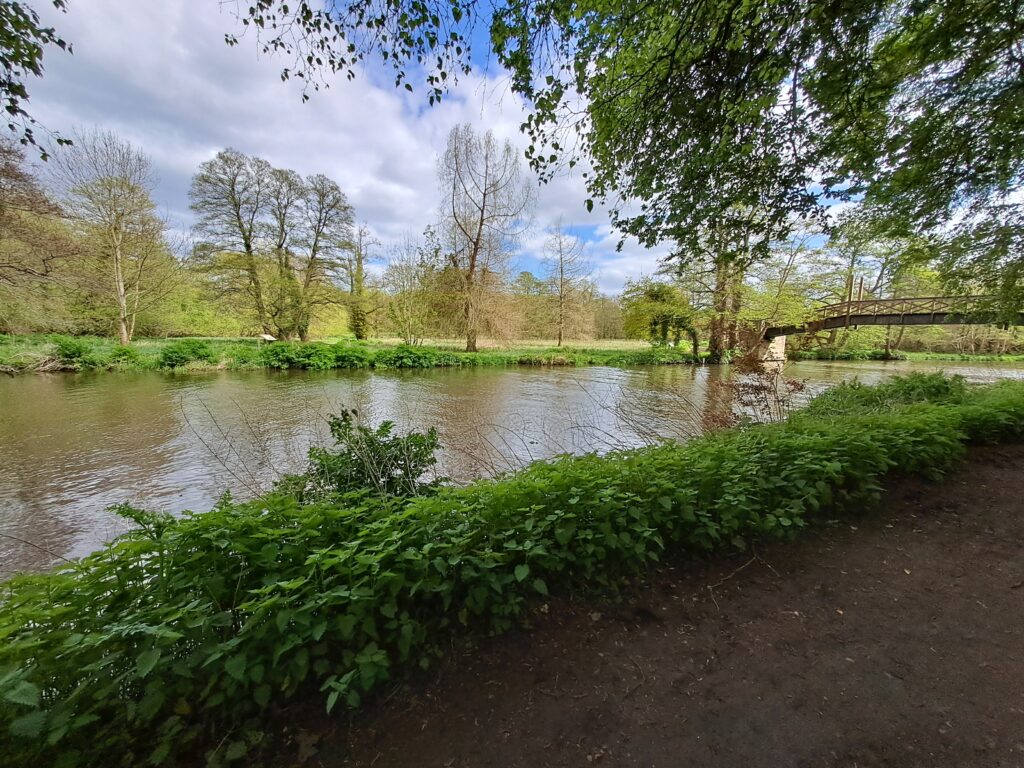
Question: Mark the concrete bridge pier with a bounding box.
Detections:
[754,335,787,363]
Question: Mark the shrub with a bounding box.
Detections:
[50,335,95,366]
[803,372,968,416]
[259,342,302,369]
[332,343,373,369]
[373,344,462,369]
[277,409,442,501]
[157,339,218,369]
[106,345,141,366]
[2,376,1023,767]
[294,342,337,371]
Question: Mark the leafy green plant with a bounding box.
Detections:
[1,376,1022,767]
[804,372,968,416]
[277,409,441,500]
[48,335,101,369]
[157,339,218,369]
[372,344,462,369]
[106,345,142,366]
[332,343,373,369]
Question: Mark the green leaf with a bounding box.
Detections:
[514,564,530,582]
[225,740,248,761]
[3,680,39,707]
[136,648,161,678]
[225,654,247,681]
[254,685,271,709]
[10,710,46,738]
[532,578,549,596]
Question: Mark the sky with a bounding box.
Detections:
[26,0,672,293]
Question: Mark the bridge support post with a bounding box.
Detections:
[754,335,787,363]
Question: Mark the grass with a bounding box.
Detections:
[903,351,1024,362]
[1,374,1023,767]
[0,334,698,373]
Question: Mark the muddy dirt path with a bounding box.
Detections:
[292,445,1024,768]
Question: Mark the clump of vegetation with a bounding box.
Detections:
[789,347,908,362]
[331,342,374,369]
[277,409,441,501]
[2,376,1024,766]
[157,339,219,369]
[804,372,969,416]
[373,344,462,369]
[49,335,102,369]
[105,344,142,367]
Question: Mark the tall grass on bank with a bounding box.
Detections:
[0,335,698,374]
[2,375,1024,767]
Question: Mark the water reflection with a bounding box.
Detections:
[1,359,1022,575]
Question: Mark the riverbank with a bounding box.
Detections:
[1,375,1023,767]
[4,334,1023,375]
[0,334,694,373]
[331,442,1024,768]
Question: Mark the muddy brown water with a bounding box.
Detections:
[1,360,1022,576]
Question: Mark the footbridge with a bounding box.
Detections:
[757,296,1024,361]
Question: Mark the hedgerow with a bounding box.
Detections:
[2,376,1023,767]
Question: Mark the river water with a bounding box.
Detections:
[2,359,1023,576]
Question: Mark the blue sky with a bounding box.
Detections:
[25,0,671,293]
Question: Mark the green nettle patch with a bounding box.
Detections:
[157,339,219,369]
[2,375,1023,767]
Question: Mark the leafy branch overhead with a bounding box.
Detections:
[224,0,1024,309]
[0,1,71,156]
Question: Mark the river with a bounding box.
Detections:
[2,359,1023,576]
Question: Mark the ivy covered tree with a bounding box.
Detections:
[622,277,700,358]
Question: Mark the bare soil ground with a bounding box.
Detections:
[285,445,1024,768]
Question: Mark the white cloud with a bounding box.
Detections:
[28,0,650,292]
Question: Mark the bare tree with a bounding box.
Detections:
[291,173,354,340]
[190,151,354,339]
[438,124,534,351]
[190,149,275,334]
[383,233,439,344]
[542,219,593,346]
[51,129,176,344]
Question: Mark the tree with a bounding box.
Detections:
[437,123,533,351]
[190,150,354,339]
[542,221,592,346]
[339,224,378,340]
[190,149,275,334]
[382,234,440,345]
[0,138,74,285]
[592,295,624,339]
[289,172,354,340]
[229,1,1024,313]
[0,1,71,156]
[51,129,176,345]
[621,278,699,358]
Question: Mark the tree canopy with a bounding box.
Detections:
[226,0,1024,309]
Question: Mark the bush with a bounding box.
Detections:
[157,339,218,369]
[373,344,462,369]
[2,376,1023,767]
[106,345,141,366]
[789,347,908,362]
[50,335,96,367]
[332,343,373,369]
[804,372,968,416]
[276,409,441,501]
